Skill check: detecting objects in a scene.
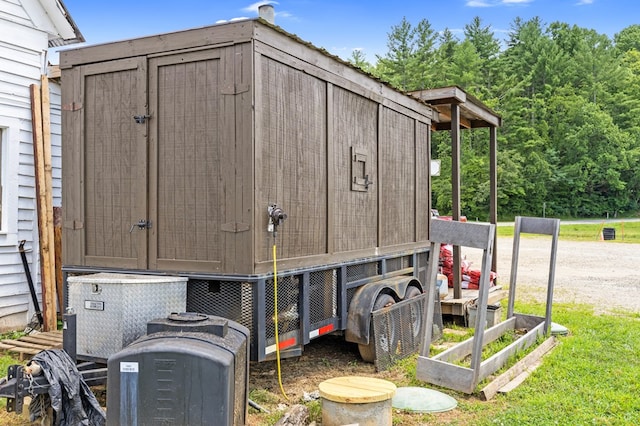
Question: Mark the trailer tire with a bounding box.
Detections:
[358,293,396,363]
[404,286,423,340]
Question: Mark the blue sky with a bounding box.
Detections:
[56,0,639,62]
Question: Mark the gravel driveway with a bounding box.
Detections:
[479,237,640,314]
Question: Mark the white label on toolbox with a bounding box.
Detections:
[84,300,104,310]
[120,362,139,373]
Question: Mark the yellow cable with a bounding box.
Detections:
[273,243,289,400]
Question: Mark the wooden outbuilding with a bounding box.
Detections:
[60,18,438,277]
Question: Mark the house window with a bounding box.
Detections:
[0,119,19,243]
[0,127,5,231]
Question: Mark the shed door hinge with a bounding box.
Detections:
[221,83,250,95]
[62,102,82,111]
[221,222,250,233]
[64,220,84,230]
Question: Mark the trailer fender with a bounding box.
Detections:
[345,275,423,345]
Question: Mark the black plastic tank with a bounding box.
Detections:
[106,312,250,426]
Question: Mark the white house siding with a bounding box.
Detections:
[0,6,62,331]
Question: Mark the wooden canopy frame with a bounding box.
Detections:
[411,86,502,298]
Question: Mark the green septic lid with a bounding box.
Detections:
[391,387,457,413]
[551,322,569,336]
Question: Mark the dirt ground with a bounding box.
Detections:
[247,237,640,424]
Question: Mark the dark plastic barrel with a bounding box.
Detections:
[106,313,249,426]
[602,227,615,240]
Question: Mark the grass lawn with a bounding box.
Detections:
[389,302,640,426]
[497,219,640,243]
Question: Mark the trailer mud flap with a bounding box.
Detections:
[345,276,422,345]
[372,292,439,371]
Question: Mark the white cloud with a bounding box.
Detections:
[576,0,594,4]
[466,0,493,6]
[466,0,533,6]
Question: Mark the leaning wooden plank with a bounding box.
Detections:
[41,75,58,330]
[480,336,556,401]
[498,359,543,394]
[30,83,56,332]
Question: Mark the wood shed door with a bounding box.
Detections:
[79,58,149,269]
[147,50,226,272]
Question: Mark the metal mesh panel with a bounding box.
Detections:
[346,262,378,283]
[186,280,254,335]
[265,275,300,340]
[386,255,410,273]
[309,270,337,324]
[372,293,442,371]
[385,257,402,273]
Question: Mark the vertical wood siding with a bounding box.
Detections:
[416,121,431,242]
[155,55,222,264]
[258,57,327,261]
[379,107,416,247]
[332,86,378,252]
[83,68,139,260]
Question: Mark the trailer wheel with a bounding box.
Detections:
[404,286,423,339]
[358,293,396,363]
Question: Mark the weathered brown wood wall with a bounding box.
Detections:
[149,50,225,272]
[62,20,434,276]
[333,86,378,253]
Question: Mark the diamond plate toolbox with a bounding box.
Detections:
[67,273,187,360]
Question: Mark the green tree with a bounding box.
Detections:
[432,28,459,86]
[464,16,501,98]
[545,90,631,216]
[376,17,415,90]
[348,49,373,73]
[614,24,640,53]
[409,19,437,90]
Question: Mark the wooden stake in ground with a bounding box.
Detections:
[30,81,57,332]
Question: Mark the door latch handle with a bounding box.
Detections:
[129,219,152,233]
[133,114,151,124]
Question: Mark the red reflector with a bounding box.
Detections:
[319,324,334,335]
[278,337,296,350]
